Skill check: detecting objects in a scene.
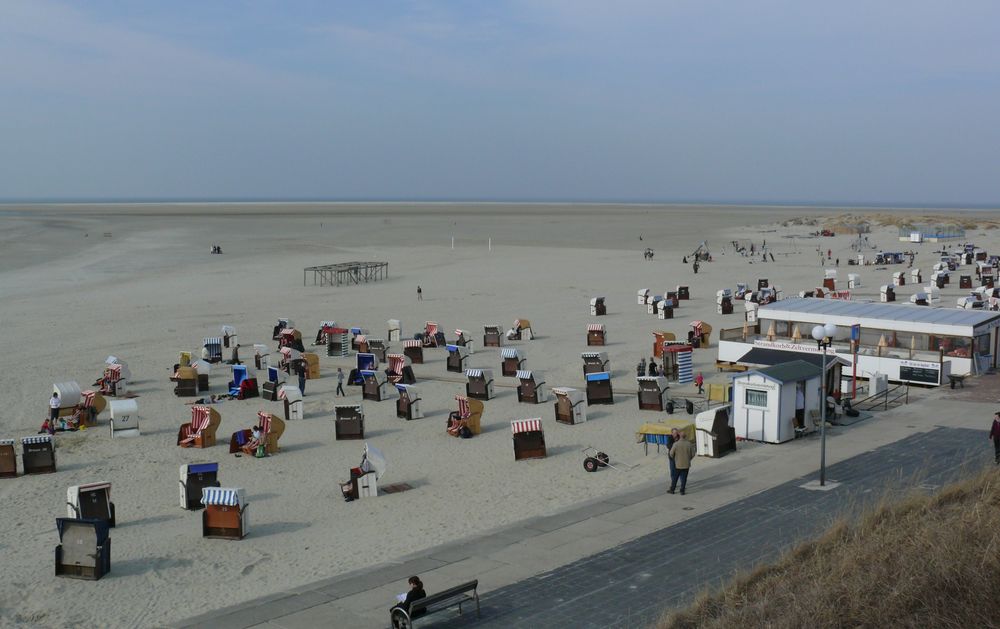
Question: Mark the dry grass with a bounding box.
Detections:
[823,212,1000,232]
[658,467,1000,629]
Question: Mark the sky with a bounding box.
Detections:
[1,1,998,205]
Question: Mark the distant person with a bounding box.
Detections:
[647,359,658,377]
[836,258,840,267]
[990,412,1000,464]
[296,361,307,396]
[668,429,696,495]
[827,248,832,260]
[49,392,61,428]
[231,344,241,365]
[636,358,646,378]
[417,286,423,301]
[336,367,346,396]
[795,385,806,429]
[695,372,704,395]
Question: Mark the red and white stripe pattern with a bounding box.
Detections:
[403,339,422,348]
[356,334,367,344]
[387,354,405,383]
[455,395,470,418]
[257,412,272,434]
[513,319,522,328]
[587,324,605,332]
[511,418,542,434]
[104,364,122,382]
[424,321,439,335]
[180,406,212,444]
[81,390,97,407]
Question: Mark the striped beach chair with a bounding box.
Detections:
[258,411,284,454]
[516,370,547,404]
[586,323,607,346]
[499,347,526,377]
[201,487,249,539]
[511,418,545,460]
[178,405,221,448]
[581,351,610,376]
[395,384,422,420]
[203,337,223,362]
[0,438,17,478]
[22,435,56,474]
[465,368,494,401]
[422,321,442,347]
[386,353,414,384]
[402,339,424,364]
[446,344,469,373]
[448,395,484,436]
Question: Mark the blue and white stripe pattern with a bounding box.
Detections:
[22,435,52,445]
[516,370,533,380]
[0,439,14,446]
[201,487,242,506]
[500,348,520,358]
[677,349,694,384]
[465,368,484,378]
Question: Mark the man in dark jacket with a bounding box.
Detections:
[668,429,696,495]
[989,412,1000,464]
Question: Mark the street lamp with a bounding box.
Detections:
[811,322,838,486]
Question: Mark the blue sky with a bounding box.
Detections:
[1,1,998,205]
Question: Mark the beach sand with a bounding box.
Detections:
[0,203,996,627]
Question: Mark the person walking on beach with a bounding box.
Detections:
[336,367,346,397]
[417,286,423,301]
[668,429,696,495]
[48,392,60,433]
[695,372,704,395]
[647,359,658,377]
[989,412,1000,464]
[295,360,306,396]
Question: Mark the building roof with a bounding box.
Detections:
[756,360,823,383]
[759,298,1000,335]
[737,347,845,369]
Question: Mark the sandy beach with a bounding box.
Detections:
[1,203,997,628]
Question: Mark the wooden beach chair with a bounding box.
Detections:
[465,369,494,401]
[173,366,198,397]
[55,518,111,580]
[402,339,424,364]
[449,395,484,436]
[0,439,17,478]
[581,351,610,376]
[279,384,303,421]
[395,384,423,420]
[179,462,220,510]
[586,324,607,346]
[483,324,503,348]
[109,399,140,438]
[66,481,116,527]
[637,376,669,411]
[334,404,365,440]
[585,371,614,405]
[511,419,546,460]
[386,353,415,384]
[552,387,587,425]
[22,435,56,474]
[446,344,470,373]
[178,405,221,448]
[500,348,526,377]
[201,487,249,539]
[516,370,547,404]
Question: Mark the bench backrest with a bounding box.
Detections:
[409,580,479,613]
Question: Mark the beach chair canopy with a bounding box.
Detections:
[396,383,419,396]
[387,319,401,329]
[587,324,606,332]
[363,443,387,480]
[581,351,608,361]
[192,359,212,375]
[387,354,407,372]
[516,370,541,381]
[466,368,492,379]
[53,382,82,407]
[637,375,669,391]
[201,487,244,507]
[590,297,605,305]
[424,321,438,334]
[511,418,542,434]
[484,324,501,331]
[402,339,422,348]
[552,387,585,404]
[22,435,53,445]
[500,348,521,359]
[278,384,302,403]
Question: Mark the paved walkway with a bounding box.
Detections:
[172,389,997,629]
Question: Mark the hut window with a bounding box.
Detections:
[745,389,768,407]
[774,321,790,337]
[975,333,991,356]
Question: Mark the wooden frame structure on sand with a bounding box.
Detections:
[304,262,389,287]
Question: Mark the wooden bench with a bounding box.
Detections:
[391,580,479,629]
[715,360,748,372]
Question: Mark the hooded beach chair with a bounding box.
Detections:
[67,482,116,527]
[387,319,402,342]
[228,365,258,399]
[313,321,336,345]
[179,351,192,367]
[717,289,733,315]
[0,439,16,478]
[880,284,896,302]
[221,325,238,349]
[326,327,350,357]
[552,387,587,425]
[508,319,533,341]
[647,295,662,316]
[79,390,106,427]
[339,443,386,501]
[483,324,503,348]
[279,328,304,352]
[279,384,303,421]
[55,517,111,580]
[511,419,546,461]
[272,318,294,341]
[334,404,365,440]
[350,352,378,385]
[278,346,301,372]
[449,395,484,436]
[178,405,221,448]
[581,351,610,376]
[201,487,249,540]
[500,347,526,377]
[688,321,712,348]
[262,366,286,401]
[516,370,547,404]
[587,324,607,346]
[446,344,470,373]
[252,344,270,370]
[637,288,650,305]
[350,328,369,352]
[637,376,670,411]
[362,370,390,401]
[396,384,423,420]
[585,371,614,405]
[109,399,140,438]
[677,285,690,300]
[911,268,922,284]
[367,338,387,362]
[203,337,223,363]
[465,368,495,400]
[402,339,424,364]
[191,360,212,393]
[453,329,476,353]
[590,297,606,316]
[656,298,674,320]
[99,363,128,397]
[229,412,284,455]
[174,366,198,397]
[386,353,415,384]
[53,381,83,418]
[22,435,56,474]
[302,352,320,379]
[422,321,444,347]
[179,462,220,510]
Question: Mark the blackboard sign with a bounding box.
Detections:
[899,364,940,384]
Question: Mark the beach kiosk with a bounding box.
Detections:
[511,419,546,461]
[334,404,365,440]
[201,487,249,540]
[590,297,606,316]
[637,376,669,411]
[465,368,495,400]
[402,339,424,364]
[55,518,111,581]
[731,360,822,443]
[483,324,503,348]
[446,344,470,373]
[367,338,387,362]
[361,370,390,401]
[0,439,16,478]
[386,353,415,384]
[109,399,140,438]
[500,348,526,377]
[278,384,303,421]
[387,319,402,342]
[552,387,587,425]
[67,482,116,527]
[581,351,610,375]
[179,463,220,510]
[395,384,423,420]
[587,324,607,346]
[516,370,548,404]
[585,371,614,405]
[695,406,737,458]
[177,405,221,448]
[21,435,56,474]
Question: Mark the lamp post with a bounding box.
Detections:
[812,322,838,486]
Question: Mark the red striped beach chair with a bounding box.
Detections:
[402,339,424,364]
[178,405,221,448]
[511,418,546,460]
[587,323,607,346]
[448,395,484,436]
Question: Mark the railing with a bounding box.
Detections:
[853,383,909,412]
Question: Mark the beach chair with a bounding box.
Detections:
[483,324,503,348]
[259,412,284,454]
[201,487,249,540]
[53,381,83,418]
[446,344,470,373]
[586,324,607,346]
[465,368,495,401]
[552,387,587,425]
[511,419,546,461]
[717,289,733,315]
[174,366,198,397]
[302,352,320,379]
[647,294,662,316]
[500,348,526,377]
[203,337,223,363]
[367,338,387,362]
[422,321,444,347]
[656,298,674,320]
[402,339,424,364]
[651,331,676,358]
[848,273,862,289]
[637,376,669,411]
[581,351,610,376]
[386,353,415,385]
[362,370,390,401]
[104,356,132,380]
[99,363,128,397]
[178,406,221,448]
[449,395,484,436]
[279,384,303,421]
[707,383,731,404]
[272,318,293,341]
[516,370,548,404]
[453,329,476,353]
[334,404,365,440]
[677,285,690,300]
[277,346,301,373]
[324,327,348,357]
[590,297,606,316]
[109,399,140,438]
[688,321,712,348]
[339,443,386,501]
[0,439,16,478]
[250,344,268,370]
[55,518,111,580]
[179,462,220,510]
[880,284,896,302]
[313,321,336,345]
[262,366,286,401]
[221,325,238,349]
[396,384,423,420]
[228,365,258,399]
[387,319,402,342]
[79,389,106,427]
[911,269,922,284]
[892,271,906,286]
[637,288,650,305]
[179,351,192,367]
[350,328,369,352]
[279,328,304,353]
[960,275,973,289]
[67,482,116,527]
[191,360,212,393]
[585,371,614,405]
[510,319,533,340]
[22,435,56,474]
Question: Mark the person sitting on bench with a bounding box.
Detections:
[390,576,426,629]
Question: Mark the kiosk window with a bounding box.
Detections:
[746,389,768,407]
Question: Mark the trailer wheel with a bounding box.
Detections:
[597,452,610,466]
[584,457,600,473]
[685,400,694,415]
[666,401,675,414]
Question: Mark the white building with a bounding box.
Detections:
[730,360,823,444]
